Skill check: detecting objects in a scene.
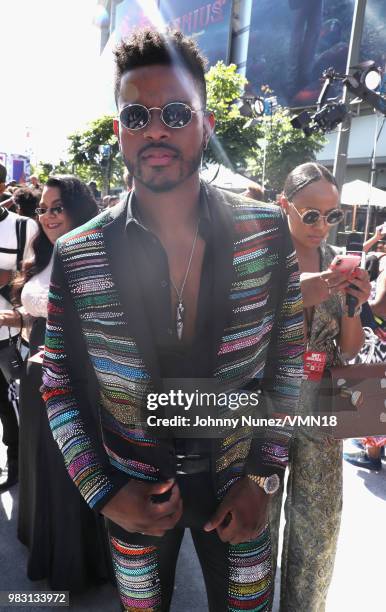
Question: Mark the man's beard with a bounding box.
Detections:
[122,146,203,193]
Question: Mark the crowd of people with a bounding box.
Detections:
[0,26,385,612]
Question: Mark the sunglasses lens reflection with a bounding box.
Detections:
[121,105,148,130]
[162,103,192,128]
[326,210,344,225]
[302,210,321,225]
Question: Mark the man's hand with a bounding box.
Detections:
[203,476,270,545]
[101,478,183,536]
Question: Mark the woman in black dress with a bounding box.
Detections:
[0,176,112,591]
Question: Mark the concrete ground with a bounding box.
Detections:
[1,428,385,611]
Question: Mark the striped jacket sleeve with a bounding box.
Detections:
[41,245,128,512]
[246,211,304,478]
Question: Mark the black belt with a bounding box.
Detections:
[175,454,210,475]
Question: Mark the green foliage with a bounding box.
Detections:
[246,108,327,192]
[31,161,72,185]
[67,115,123,190]
[205,62,262,171]
[204,62,325,189]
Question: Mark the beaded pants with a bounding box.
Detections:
[108,474,273,612]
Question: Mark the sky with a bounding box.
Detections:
[0,0,114,164]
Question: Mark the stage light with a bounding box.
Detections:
[253,98,265,116]
[352,60,382,91]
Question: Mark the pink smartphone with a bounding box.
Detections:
[329,254,361,273]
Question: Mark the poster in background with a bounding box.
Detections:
[360,0,386,76]
[7,155,30,183]
[246,0,355,108]
[114,0,160,39]
[158,0,233,66]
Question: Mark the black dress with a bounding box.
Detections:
[17,317,113,592]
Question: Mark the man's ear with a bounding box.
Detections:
[113,118,120,139]
[203,111,215,147]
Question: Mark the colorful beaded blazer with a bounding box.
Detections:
[41,182,304,512]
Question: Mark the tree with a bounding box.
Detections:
[67,115,123,191]
[204,61,262,171]
[31,160,72,184]
[204,62,326,192]
[246,107,326,193]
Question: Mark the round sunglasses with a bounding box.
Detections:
[118,102,205,131]
[290,203,344,226]
[35,205,64,216]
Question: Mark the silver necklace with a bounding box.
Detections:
[170,224,199,341]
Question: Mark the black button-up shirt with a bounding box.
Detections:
[125,188,219,456]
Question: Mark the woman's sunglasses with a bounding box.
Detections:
[35,206,64,216]
[290,203,344,226]
[118,102,204,131]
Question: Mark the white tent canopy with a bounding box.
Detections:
[200,164,252,191]
[341,179,386,208]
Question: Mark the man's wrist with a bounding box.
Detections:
[247,473,280,495]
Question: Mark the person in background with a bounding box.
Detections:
[13,186,40,219]
[102,194,111,208]
[344,267,386,470]
[363,228,386,283]
[270,162,370,612]
[0,176,112,590]
[28,175,41,190]
[107,195,120,207]
[0,166,38,492]
[363,224,386,254]
[87,180,101,202]
[243,181,265,201]
[0,163,12,204]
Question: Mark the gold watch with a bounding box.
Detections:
[247,473,280,495]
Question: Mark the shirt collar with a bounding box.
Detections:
[125,182,212,240]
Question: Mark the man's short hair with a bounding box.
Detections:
[13,186,40,218]
[114,28,207,105]
[0,163,6,184]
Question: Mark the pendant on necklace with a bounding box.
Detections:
[176,300,185,341]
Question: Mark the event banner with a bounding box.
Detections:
[114,0,160,38]
[246,0,355,108]
[158,0,233,66]
[360,0,386,77]
[114,0,233,67]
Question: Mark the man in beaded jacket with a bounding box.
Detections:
[41,28,304,612]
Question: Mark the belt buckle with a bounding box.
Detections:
[176,454,199,474]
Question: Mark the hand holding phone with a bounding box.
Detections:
[329,254,361,274]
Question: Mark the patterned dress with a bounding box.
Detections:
[270,242,343,612]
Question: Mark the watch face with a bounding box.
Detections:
[264,474,280,494]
